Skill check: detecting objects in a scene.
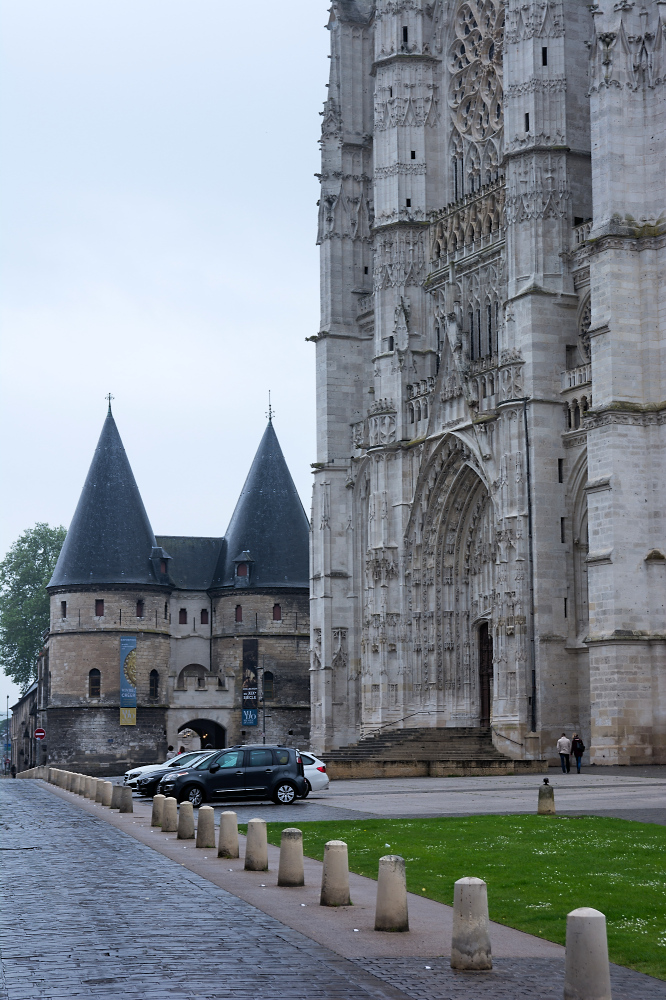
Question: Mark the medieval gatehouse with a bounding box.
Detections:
[40,408,310,774]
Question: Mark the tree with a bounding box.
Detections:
[0,524,66,691]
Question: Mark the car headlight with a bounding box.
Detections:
[128,772,141,779]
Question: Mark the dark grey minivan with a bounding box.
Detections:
[157,745,307,807]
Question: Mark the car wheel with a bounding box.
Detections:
[300,780,311,799]
[273,781,297,805]
[181,785,204,807]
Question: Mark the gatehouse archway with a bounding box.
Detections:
[177,719,226,750]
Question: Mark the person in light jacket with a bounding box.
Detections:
[571,733,585,773]
[556,733,571,773]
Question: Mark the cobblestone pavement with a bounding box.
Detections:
[2,782,665,1000]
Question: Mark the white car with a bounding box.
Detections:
[123,751,212,788]
[300,752,329,795]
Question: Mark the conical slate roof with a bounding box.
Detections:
[49,410,165,588]
[213,421,309,589]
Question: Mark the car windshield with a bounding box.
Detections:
[167,752,204,768]
[195,750,244,770]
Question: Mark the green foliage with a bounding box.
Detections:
[259,815,666,980]
[0,523,66,691]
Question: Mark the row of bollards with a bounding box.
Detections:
[24,769,611,998]
[39,767,134,812]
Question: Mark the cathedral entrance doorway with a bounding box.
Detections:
[478,622,493,727]
[177,719,226,750]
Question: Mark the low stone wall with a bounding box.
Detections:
[324,758,548,780]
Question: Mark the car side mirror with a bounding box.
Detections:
[209,763,220,773]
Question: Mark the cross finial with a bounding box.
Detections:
[266,390,274,423]
[105,392,114,413]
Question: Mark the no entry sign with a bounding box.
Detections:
[34,728,46,741]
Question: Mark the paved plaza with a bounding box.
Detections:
[2,779,666,999]
[128,767,665,826]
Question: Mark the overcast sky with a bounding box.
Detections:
[0,1,329,708]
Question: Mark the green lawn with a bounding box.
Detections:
[252,816,666,980]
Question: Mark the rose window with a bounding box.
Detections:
[449,0,504,142]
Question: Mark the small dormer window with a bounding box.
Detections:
[160,559,167,574]
[237,563,248,577]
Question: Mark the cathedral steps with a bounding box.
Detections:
[321,727,547,779]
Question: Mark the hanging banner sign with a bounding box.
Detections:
[119,636,138,726]
[242,638,258,726]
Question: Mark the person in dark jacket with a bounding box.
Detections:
[571,733,585,773]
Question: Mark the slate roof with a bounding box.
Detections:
[48,411,166,589]
[49,414,308,593]
[212,421,310,590]
[155,536,224,591]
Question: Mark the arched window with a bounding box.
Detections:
[235,604,242,623]
[574,403,581,429]
[409,403,415,423]
[200,608,209,625]
[237,563,248,577]
[88,669,100,698]
[136,600,144,618]
[179,608,187,625]
[423,399,428,419]
[416,403,421,422]
[149,669,159,698]
[273,603,282,622]
[263,671,274,701]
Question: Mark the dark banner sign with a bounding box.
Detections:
[120,635,138,726]
[242,638,258,726]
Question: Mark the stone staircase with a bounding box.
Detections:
[321,726,547,779]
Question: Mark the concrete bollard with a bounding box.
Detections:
[110,784,123,809]
[538,778,556,815]
[118,785,134,813]
[151,794,165,827]
[564,907,612,1000]
[162,797,178,832]
[78,775,87,796]
[277,828,304,887]
[320,840,351,907]
[178,801,195,839]
[47,768,54,782]
[196,805,216,848]
[84,776,93,798]
[71,774,80,794]
[244,818,268,871]
[375,855,409,932]
[95,779,105,803]
[101,781,113,807]
[451,877,492,970]
[218,811,239,858]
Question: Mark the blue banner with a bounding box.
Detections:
[120,635,137,726]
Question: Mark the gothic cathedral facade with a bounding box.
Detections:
[310,0,666,764]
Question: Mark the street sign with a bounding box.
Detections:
[34,728,46,741]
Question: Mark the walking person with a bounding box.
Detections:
[165,745,177,760]
[571,733,585,773]
[557,732,571,773]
